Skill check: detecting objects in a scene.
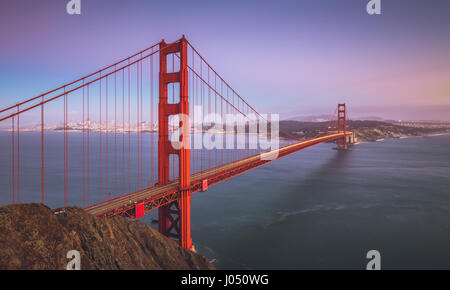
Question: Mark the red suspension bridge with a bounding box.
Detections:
[0,36,354,250]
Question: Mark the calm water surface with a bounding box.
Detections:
[1,132,449,269]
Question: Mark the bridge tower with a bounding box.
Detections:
[337,103,347,150]
[158,36,192,250]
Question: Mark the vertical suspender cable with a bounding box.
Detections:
[11,116,15,204]
[114,66,117,197]
[41,96,45,204]
[82,82,85,207]
[99,73,103,201]
[106,76,109,200]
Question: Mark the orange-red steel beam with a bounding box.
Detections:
[337,103,347,149]
[86,132,352,219]
[157,36,192,250]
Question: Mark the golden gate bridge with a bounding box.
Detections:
[0,36,354,250]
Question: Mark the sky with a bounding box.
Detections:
[0,0,449,121]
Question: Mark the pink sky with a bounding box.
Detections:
[0,0,449,121]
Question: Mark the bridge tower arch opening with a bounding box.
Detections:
[158,36,192,250]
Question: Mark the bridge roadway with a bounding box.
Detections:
[86,132,352,218]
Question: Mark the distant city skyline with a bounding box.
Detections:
[0,0,449,120]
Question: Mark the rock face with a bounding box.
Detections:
[0,203,214,270]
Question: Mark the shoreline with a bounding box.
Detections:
[359,131,450,143]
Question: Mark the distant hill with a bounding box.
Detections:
[288,115,385,122]
[349,120,450,141]
[0,203,214,270]
[280,120,450,142]
[288,114,333,122]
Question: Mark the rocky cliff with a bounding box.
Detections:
[0,203,214,270]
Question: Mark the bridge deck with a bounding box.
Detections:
[86,132,352,217]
